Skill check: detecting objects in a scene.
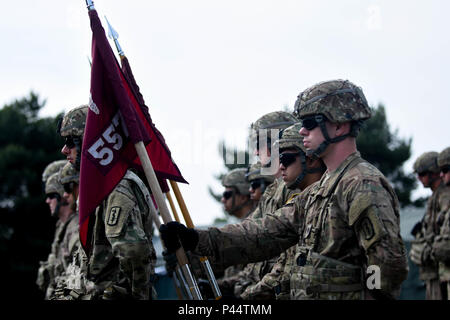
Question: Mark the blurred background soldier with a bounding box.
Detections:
[59,105,156,300]
[248,111,297,221]
[246,162,275,203]
[431,147,450,300]
[214,167,255,297]
[241,122,325,300]
[411,151,446,299]
[221,168,255,220]
[227,112,297,299]
[41,160,67,186]
[36,160,77,299]
[52,161,94,300]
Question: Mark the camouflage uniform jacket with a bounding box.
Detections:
[87,170,157,300]
[216,207,254,297]
[208,178,284,298]
[196,152,408,300]
[239,181,302,299]
[36,212,79,299]
[431,184,450,282]
[413,183,449,281]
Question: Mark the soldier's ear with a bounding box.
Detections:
[334,122,351,137]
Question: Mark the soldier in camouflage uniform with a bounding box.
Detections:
[410,151,448,299]
[36,160,78,299]
[226,112,298,299]
[247,111,297,221]
[221,168,255,220]
[214,168,255,297]
[50,162,91,300]
[59,105,157,300]
[246,162,275,202]
[241,123,325,300]
[433,147,450,299]
[160,79,408,300]
[41,160,67,186]
[190,112,296,299]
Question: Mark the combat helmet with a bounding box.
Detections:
[45,172,66,217]
[274,123,325,189]
[245,162,275,194]
[222,168,251,195]
[293,79,371,157]
[58,105,88,170]
[222,168,252,215]
[251,111,298,132]
[45,172,65,199]
[413,151,440,174]
[42,160,68,183]
[249,111,298,166]
[294,79,371,123]
[59,161,80,186]
[437,147,450,168]
[274,122,306,153]
[59,105,88,138]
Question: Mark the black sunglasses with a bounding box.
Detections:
[250,180,262,190]
[63,182,75,194]
[64,136,76,149]
[279,152,300,168]
[418,171,430,177]
[301,115,326,131]
[46,192,60,200]
[441,166,449,174]
[222,190,234,200]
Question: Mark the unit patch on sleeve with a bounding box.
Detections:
[107,207,121,226]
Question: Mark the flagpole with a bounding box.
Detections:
[166,191,182,223]
[107,14,221,298]
[135,141,203,300]
[169,180,223,300]
[84,0,201,300]
[147,193,190,300]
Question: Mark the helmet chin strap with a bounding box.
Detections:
[307,115,351,158]
[229,192,251,215]
[52,202,61,218]
[288,151,325,189]
[73,137,83,171]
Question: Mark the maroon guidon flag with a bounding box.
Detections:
[79,9,187,253]
[120,54,174,193]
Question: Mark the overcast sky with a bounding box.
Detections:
[1,0,449,226]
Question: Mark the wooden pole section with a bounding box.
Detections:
[165,192,181,223]
[134,142,202,300]
[147,196,186,300]
[169,180,222,300]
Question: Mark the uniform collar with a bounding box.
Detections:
[316,152,362,196]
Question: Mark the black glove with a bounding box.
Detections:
[159,221,199,253]
[162,250,177,276]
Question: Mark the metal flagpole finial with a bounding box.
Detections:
[105,16,124,57]
[85,0,95,10]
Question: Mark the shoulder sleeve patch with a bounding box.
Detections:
[348,193,372,226]
[104,190,135,238]
[107,207,121,226]
[354,206,388,250]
